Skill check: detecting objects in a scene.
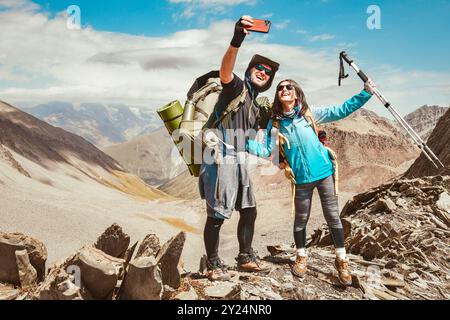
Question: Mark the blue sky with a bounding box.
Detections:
[0,0,449,116]
[32,0,450,72]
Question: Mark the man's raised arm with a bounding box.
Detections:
[220,16,254,84]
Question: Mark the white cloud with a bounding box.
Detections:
[0,1,449,118]
[0,0,38,10]
[274,19,290,30]
[296,29,308,35]
[169,0,257,22]
[261,13,274,19]
[308,33,335,42]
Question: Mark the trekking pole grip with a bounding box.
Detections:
[340,51,369,83]
[340,51,352,64]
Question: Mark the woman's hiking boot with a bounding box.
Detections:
[334,257,352,286]
[291,255,308,277]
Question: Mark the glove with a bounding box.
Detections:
[230,18,247,48]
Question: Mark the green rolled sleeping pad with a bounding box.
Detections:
[157,100,201,177]
[157,100,184,135]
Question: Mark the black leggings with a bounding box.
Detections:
[204,206,257,261]
[293,175,345,249]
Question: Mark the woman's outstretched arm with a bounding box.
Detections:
[313,79,376,124]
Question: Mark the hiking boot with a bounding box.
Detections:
[291,255,308,277]
[206,259,231,282]
[334,257,352,286]
[236,250,270,273]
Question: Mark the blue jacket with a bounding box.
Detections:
[247,90,373,185]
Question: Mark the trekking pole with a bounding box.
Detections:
[338,51,445,169]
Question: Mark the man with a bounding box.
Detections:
[199,16,280,281]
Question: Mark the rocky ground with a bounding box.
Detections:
[309,175,450,300]
[1,175,448,300]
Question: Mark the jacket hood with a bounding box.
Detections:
[246,54,280,93]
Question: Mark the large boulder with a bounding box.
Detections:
[119,256,163,300]
[64,246,124,299]
[156,232,186,289]
[94,223,130,259]
[0,232,47,285]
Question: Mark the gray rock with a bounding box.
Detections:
[94,223,130,259]
[395,198,408,208]
[119,256,163,300]
[15,249,37,289]
[436,192,450,213]
[239,284,282,300]
[205,282,238,299]
[280,282,295,292]
[174,286,198,300]
[0,232,47,285]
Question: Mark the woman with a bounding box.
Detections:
[247,78,375,285]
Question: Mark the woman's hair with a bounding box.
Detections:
[272,79,310,119]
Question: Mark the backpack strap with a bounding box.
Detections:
[303,107,319,136]
[273,119,296,217]
[209,85,248,129]
[325,147,339,196]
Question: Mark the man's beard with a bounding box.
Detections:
[250,78,268,91]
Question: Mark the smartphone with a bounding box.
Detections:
[245,19,271,33]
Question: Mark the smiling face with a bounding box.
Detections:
[249,63,272,89]
[277,80,298,111]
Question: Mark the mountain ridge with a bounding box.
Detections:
[25,101,161,147]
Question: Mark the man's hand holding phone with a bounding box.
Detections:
[230,15,271,48]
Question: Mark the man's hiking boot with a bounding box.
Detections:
[236,249,270,273]
[206,259,231,282]
[334,257,352,286]
[291,255,308,277]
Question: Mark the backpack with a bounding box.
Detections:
[178,71,248,177]
[272,108,339,216]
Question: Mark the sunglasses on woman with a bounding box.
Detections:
[254,63,273,76]
[277,84,294,91]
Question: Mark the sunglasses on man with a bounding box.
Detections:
[254,63,273,76]
[277,84,294,91]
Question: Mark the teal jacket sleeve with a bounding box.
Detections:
[247,120,275,158]
[312,89,373,124]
